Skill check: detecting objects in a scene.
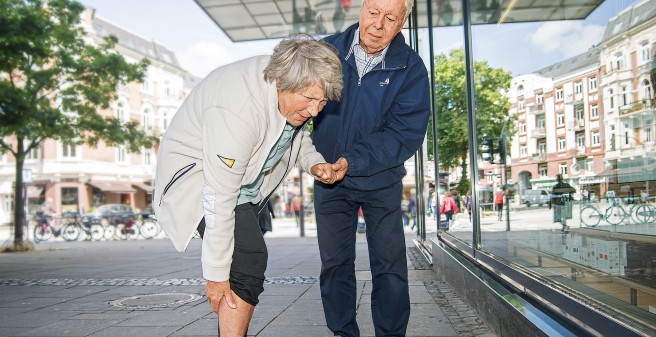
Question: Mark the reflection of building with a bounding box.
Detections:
[0,8,195,221]
[508,48,605,199]
[598,1,656,198]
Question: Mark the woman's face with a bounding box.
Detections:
[278,83,327,127]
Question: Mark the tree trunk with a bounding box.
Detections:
[13,139,26,248]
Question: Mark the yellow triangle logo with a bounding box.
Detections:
[218,155,235,168]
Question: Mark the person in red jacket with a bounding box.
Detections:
[440,190,458,227]
[495,190,505,221]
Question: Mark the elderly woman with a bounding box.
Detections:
[153,35,343,336]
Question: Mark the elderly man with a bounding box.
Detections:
[153,36,343,336]
[312,0,431,336]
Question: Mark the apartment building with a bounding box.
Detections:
[0,8,194,223]
[598,0,656,198]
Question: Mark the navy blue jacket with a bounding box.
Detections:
[313,23,430,191]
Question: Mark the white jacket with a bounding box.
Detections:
[153,56,325,282]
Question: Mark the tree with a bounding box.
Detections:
[0,0,156,250]
[428,48,514,194]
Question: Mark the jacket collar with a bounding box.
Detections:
[333,23,410,70]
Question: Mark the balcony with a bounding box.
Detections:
[567,120,585,131]
[532,153,547,162]
[575,147,587,158]
[528,104,544,115]
[619,99,653,116]
[531,128,546,138]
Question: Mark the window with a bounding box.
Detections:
[609,89,615,109]
[538,140,546,153]
[143,148,152,166]
[641,41,651,63]
[589,76,597,91]
[575,108,583,121]
[643,80,653,101]
[576,133,585,147]
[556,87,563,100]
[536,94,543,104]
[591,104,598,118]
[585,160,594,173]
[143,108,152,132]
[559,163,567,175]
[116,102,125,121]
[161,110,169,131]
[25,144,40,160]
[519,122,526,134]
[141,80,150,93]
[592,131,600,146]
[624,123,630,145]
[575,81,582,94]
[117,146,127,163]
[537,116,545,129]
[645,127,653,143]
[558,137,566,151]
[557,112,565,126]
[621,86,628,106]
[486,172,493,183]
[164,80,171,97]
[538,165,547,177]
[520,145,527,157]
[614,52,624,70]
[62,143,77,158]
[519,100,525,111]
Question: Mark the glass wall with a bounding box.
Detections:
[417,0,656,334]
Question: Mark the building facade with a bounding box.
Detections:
[0,8,194,223]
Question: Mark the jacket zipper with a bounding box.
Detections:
[159,163,196,206]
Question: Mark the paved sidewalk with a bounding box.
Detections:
[0,218,496,337]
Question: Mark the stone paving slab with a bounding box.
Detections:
[0,229,496,337]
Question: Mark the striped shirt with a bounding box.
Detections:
[347,28,389,79]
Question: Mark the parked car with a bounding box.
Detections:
[522,189,551,207]
[81,204,137,227]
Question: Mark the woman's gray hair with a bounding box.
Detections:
[264,34,342,102]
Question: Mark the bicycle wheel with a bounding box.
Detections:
[103,225,116,240]
[139,220,159,239]
[33,223,52,243]
[61,223,81,241]
[88,224,105,241]
[632,204,655,224]
[580,206,601,227]
[115,223,139,240]
[605,205,626,225]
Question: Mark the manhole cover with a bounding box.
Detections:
[110,292,202,309]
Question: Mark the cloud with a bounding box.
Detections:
[530,21,605,58]
[177,40,280,78]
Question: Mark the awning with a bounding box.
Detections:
[26,185,44,199]
[87,181,136,193]
[132,182,153,194]
[195,0,603,42]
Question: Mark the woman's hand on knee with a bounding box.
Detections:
[206,280,237,312]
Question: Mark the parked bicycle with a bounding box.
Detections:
[580,197,656,227]
[32,211,81,242]
[137,213,160,239]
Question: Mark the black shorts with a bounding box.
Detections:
[197,203,268,306]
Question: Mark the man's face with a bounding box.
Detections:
[278,83,327,127]
[358,0,406,55]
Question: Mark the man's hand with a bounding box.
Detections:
[205,280,236,313]
[332,157,348,182]
[311,163,337,184]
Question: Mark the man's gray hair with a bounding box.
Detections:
[361,0,414,19]
[264,34,342,102]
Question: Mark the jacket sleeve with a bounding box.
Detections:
[296,128,327,174]
[341,60,430,177]
[200,106,259,282]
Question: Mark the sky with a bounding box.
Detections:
[78,0,641,78]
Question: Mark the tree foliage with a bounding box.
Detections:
[0,0,155,247]
[428,48,514,189]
